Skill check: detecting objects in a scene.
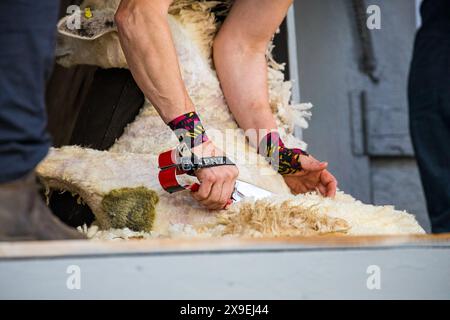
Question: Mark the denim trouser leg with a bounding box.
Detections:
[408,33,450,233]
[0,0,59,183]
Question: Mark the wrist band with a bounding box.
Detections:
[259,132,309,175]
[158,147,236,194]
[175,155,235,175]
[168,112,209,149]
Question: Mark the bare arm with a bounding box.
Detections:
[214,0,337,197]
[115,0,238,209]
[115,0,192,122]
[213,0,292,146]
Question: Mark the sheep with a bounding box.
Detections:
[37,0,425,239]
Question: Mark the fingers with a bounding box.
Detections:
[220,174,236,209]
[191,170,214,202]
[317,184,328,196]
[192,166,238,210]
[202,180,224,210]
[320,170,337,197]
[192,169,223,209]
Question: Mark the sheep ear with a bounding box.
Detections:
[56,8,116,41]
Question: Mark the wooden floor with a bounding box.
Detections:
[1,233,450,259]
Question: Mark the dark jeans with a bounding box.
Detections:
[0,0,59,183]
[408,1,450,233]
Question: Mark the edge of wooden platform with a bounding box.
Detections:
[1,233,450,259]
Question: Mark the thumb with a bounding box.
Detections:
[301,156,328,171]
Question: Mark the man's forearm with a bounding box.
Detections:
[115,0,238,210]
[115,0,194,123]
[214,38,278,146]
[213,0,293,147]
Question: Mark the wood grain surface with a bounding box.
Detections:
[1,233,449,259]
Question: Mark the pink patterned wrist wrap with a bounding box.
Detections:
[259,132,309,175]
[168,112,209,149]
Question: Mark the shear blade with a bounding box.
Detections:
[232,180,273,203]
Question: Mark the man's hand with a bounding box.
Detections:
[283,154,337,197]
[191,141,239,210]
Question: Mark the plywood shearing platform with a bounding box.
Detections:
[1,234,449,299]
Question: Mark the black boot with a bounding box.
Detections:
[0,173,86,241]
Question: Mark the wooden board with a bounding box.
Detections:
[1,234,449,259]
[1,234,449,299]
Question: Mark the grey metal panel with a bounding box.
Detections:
[294,0,426,215]
[287,5,301,104]
[372,159,430,232]
[0,246,449,299]
[349,90,366,156]
[295,0,372,203]
[362,0,416,156]
[350,91,415,157]
[415,0,423,28]
[365,103,414,156]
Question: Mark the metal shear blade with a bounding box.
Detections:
[232,180,273,203]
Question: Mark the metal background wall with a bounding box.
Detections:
[293,0,430,231]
